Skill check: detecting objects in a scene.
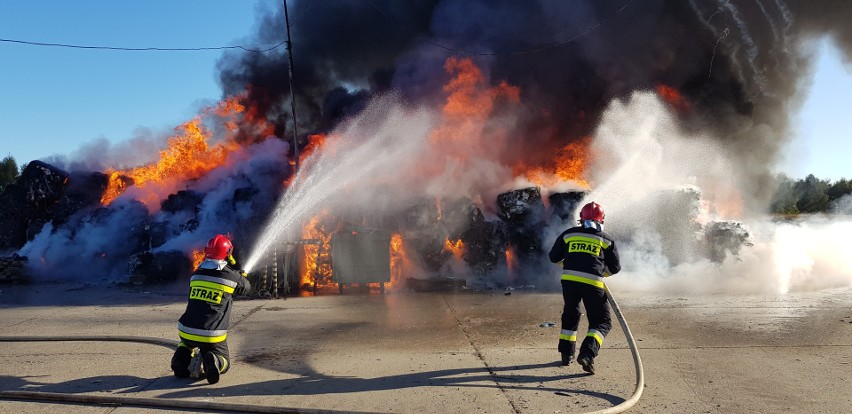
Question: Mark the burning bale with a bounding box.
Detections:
[459,206,508,276]
[51,171,109,228]
[548,191,588,223]
[497,188,546,281]
[160,190,203,214]
[0,161,69,250]
[702,221,752,263]
[127,250,193,285]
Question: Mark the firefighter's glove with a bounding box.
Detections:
[226,254,237,266]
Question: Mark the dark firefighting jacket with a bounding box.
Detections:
[178,259,251,343]
[549,225,621,289]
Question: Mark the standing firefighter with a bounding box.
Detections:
[171,234,251,384]
[549,201,621,374]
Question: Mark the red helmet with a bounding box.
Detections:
[204,234,233,260]
[579,202,605,223]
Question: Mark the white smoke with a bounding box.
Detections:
[567,91,852,294]
[830,194,852,214]
[154,138,291,255]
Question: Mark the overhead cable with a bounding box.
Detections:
[0,38,286,53]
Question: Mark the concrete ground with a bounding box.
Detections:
[0,281,850,414]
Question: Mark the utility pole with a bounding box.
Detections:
[283,0,299,174]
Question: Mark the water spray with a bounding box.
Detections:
[243,97,433,273]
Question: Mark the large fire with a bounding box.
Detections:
[100,96,254,208]
[427,57,591,191]
[300,211,335,289]
[426,57,520,173]
[514,138,591,188]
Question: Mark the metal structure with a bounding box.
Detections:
[260,239,321,297]
[330,228,392,294]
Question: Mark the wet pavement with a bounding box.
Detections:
[0,282,850,413]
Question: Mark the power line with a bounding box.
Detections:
[0,38,286,53]
[367,0,633,56]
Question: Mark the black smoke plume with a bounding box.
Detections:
[218,0,850,211]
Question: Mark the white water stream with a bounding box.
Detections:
[244,96,433,273]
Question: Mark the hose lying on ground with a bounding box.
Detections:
[586,285,645,414]
[0,289,645,414]
[0,336,361,414]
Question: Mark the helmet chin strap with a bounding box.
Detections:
[582,219,603,231]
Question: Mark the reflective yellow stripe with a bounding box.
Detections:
[561,274,606,289]
[587,330,604,345]
[560,329,577,341]
[178,331,228,343]
[563,234,610,249]
[190,280,235,294]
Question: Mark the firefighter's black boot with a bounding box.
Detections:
[560,353,573,366]
[577,356,595,374]
[171,346,192,378]
[203,351,222,384]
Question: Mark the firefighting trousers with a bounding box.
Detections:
[171,338,231,375]
[559,280,612,360]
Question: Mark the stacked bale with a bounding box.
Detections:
[0,255,28,283]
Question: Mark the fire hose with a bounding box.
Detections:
[0,335,361,414]
[586,285,645,414]
[0,288,644,413]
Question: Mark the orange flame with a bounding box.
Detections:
[302,133,328,164]
[100,95,258,208]
[301,211,335,288]
[515,138,591,188]
[427,57,520,175]
[430,57,592,192]
[389,233,409,288]
[656,84,690,112]
[191,249,205,269]
[443,237,465,260]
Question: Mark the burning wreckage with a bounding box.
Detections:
[0,160,750,292]
[5,0,828,292]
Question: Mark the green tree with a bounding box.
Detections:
[0,155,18,191]
[827,178,852,202]
[769,174,800,215]
[794,174,830,213]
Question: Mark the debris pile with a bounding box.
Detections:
[0,255,28,283]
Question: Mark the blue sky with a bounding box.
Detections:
[1,1,851,181]
[783,38,852,181]
[0,0,264,166]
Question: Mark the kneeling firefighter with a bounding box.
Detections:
[171,234,251,384]
[548,202,621,374]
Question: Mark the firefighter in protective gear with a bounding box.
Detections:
[548,201,621,374]
[171,234,251,384]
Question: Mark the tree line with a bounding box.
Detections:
[770,174,852,214]
[0,155,19,192]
